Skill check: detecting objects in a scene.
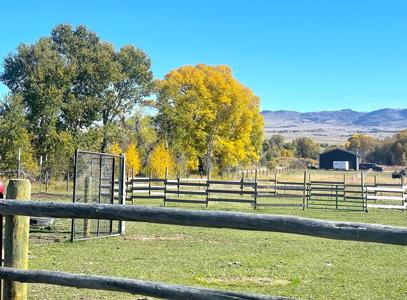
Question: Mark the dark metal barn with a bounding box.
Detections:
[319,148,361,170]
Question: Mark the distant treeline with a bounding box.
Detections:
[346,130,407,165]
[262,129,407,167]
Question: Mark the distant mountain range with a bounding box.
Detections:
[261,108,407,143]
[262,108,407,127]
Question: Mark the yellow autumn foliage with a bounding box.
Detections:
[156,64,264,172]
[148,143,174,178]
[109,143,122,155]
[125,143,141,174]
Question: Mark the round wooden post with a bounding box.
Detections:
[83,177,92,238]
[4,179,30,300]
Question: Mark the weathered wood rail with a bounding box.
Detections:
[1,199,407,245]
[0,267,285,300]
[1,177,407,299]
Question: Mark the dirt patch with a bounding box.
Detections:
[30,234,67,244]
[122,234,186,241]
[202,276,291,286]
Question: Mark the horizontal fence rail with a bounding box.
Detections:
[0,267,284,300]
[1,200,407,245]
[126,172,406,212]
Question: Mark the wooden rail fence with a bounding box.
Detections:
[1,179,407,299]
[125,172,407,212]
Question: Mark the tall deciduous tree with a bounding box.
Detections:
[0,94,37,174]
[1,24,154,153]
[155,64,264,172]
[292,137,320,159]
[346,134,379,160]
[125,143,141,174]
[148,143,174,178]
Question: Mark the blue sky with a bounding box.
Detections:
[0,0,406,112]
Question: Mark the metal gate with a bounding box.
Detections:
[71,150,125,241]
[307,181,366,211]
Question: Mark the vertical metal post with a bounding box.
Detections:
[148,171,152,197]
[302,171,307,210]
[39,155,43,194]
[343,174,346,202]
[119,154,126,234]
[17,148,21,179]
[164,167,168,206]
[96,154,103,237]
[361,172,366,212]
[177,174,180,198]
[110,157,115,234]
[131,167,134,204]
[308,173,312,206]
[83,177,92,238]
[206,168,210,208]
[254,169,258,209]
[374,175,377,203]
[274,172,278,197]
[240,171,244,197]
[71,150,79,242]
[335,185,339,210]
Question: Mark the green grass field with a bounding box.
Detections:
[26,201,407,300]
[4,169,406,299]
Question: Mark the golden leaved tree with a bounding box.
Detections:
[148,143,174,178]
[125,143,141,174]
[156,64,264,172]
[109,143,122,155]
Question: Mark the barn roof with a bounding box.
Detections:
[320,148,361,157]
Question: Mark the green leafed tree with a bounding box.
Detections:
[0,94,37,175]
[292,137,320,159]
[1,23,154,153]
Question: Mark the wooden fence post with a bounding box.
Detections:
[240,172,244,197]
[148,171,152,197]
[361,172,366,212]
[131,168,135,205]
[254,169,258,209]
[374,175,377,203]
[163,167,168,206]
[302,171,307,210]
[335,185,339,210]
[343,174,347,202]
[4,179,30,300]
[206,168,210,208]
[177,174,180,198]
[83,176,92,238]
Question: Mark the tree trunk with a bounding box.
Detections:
[100,137,108,153]
[100,113,109,153]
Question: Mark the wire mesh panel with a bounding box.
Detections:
[71,150,125,242]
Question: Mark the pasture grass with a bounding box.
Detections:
[26,200,407,300]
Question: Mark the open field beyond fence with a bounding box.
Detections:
[1,170,406,299]
[17,202,407,299]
